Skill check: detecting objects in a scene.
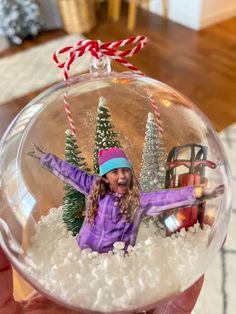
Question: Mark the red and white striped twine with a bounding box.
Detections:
[148,96,164,137]
[63,93,76,136]
[53,35,163,137]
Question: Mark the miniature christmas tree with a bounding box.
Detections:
[140,112,167,229]
[63,129,90,236]
[93,96,121,173]
[0,0,41,45]
[140,112,167,192]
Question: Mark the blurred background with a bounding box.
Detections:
[0,1,235,313]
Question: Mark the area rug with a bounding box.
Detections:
[0,34,90,105]
[194,123,236,314]
[0,37,10,53]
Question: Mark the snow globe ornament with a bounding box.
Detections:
[0,36,232,313]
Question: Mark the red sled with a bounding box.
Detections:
[164,144,216,234]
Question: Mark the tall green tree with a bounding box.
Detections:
[140,112,167,192]
[62,129,90,236]
[93,96,121,174]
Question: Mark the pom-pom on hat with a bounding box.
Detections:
[99,147,132,176]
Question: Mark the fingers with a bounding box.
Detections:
[27,143,45,160]
[27,151,40,160]
[195,184,225,202]
[214,184,225,196]
[0,248,10,270]
[33,143,45,154]
[203,184,225,200]
[168,275,204,314]
[0,248,24,314]
[152,275,204,314]
[22,292,85,313]
[0,248,14,308]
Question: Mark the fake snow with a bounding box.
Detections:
[25,207,211,313]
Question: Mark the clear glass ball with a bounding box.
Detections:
[0,71,232,313]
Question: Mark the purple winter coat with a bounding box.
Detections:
[41,153,197,253]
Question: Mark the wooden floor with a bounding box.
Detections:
[0,5,236,136]
[87,6,236,132]
[1,2,236,300]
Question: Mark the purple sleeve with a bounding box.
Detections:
[40,153,97,195]
[140,186,197,215]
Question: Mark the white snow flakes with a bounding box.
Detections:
[25,207,211,313]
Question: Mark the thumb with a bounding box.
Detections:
[152,275,204,314]
[0,247,21,314]
[0,248,14,308]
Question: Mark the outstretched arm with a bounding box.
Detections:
[141,185,224,216]
[40,153,97,196]
[141,186,197,215]
[28,145,97,196]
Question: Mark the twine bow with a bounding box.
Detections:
[53,35,163,137]
[53,35,147,81]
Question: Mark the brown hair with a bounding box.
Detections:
[87,170,140,223]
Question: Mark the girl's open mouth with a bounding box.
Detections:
[117,182,128,193]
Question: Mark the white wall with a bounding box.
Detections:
[148,0,236,30]
[200,0,236,28]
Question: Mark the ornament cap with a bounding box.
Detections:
[90,55,111,74]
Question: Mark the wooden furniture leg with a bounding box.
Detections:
[108,0,113,18]
[127,0,137,31]
[109,0,122,21]
[108,0,168,31]
[162,0,168,18]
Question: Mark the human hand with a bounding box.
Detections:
[151,275,204,314]
[27,143,45,160]
[194,186,204,199]
[0,247,82,314]
[1,247,203,314]
[195,184,224,200]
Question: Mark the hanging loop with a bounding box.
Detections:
[90,55,112,74]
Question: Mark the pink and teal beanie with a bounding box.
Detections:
[99,147,132,176]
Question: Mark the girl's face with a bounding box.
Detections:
[104,168,132,194]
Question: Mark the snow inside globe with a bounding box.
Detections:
[0,70,231,313]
